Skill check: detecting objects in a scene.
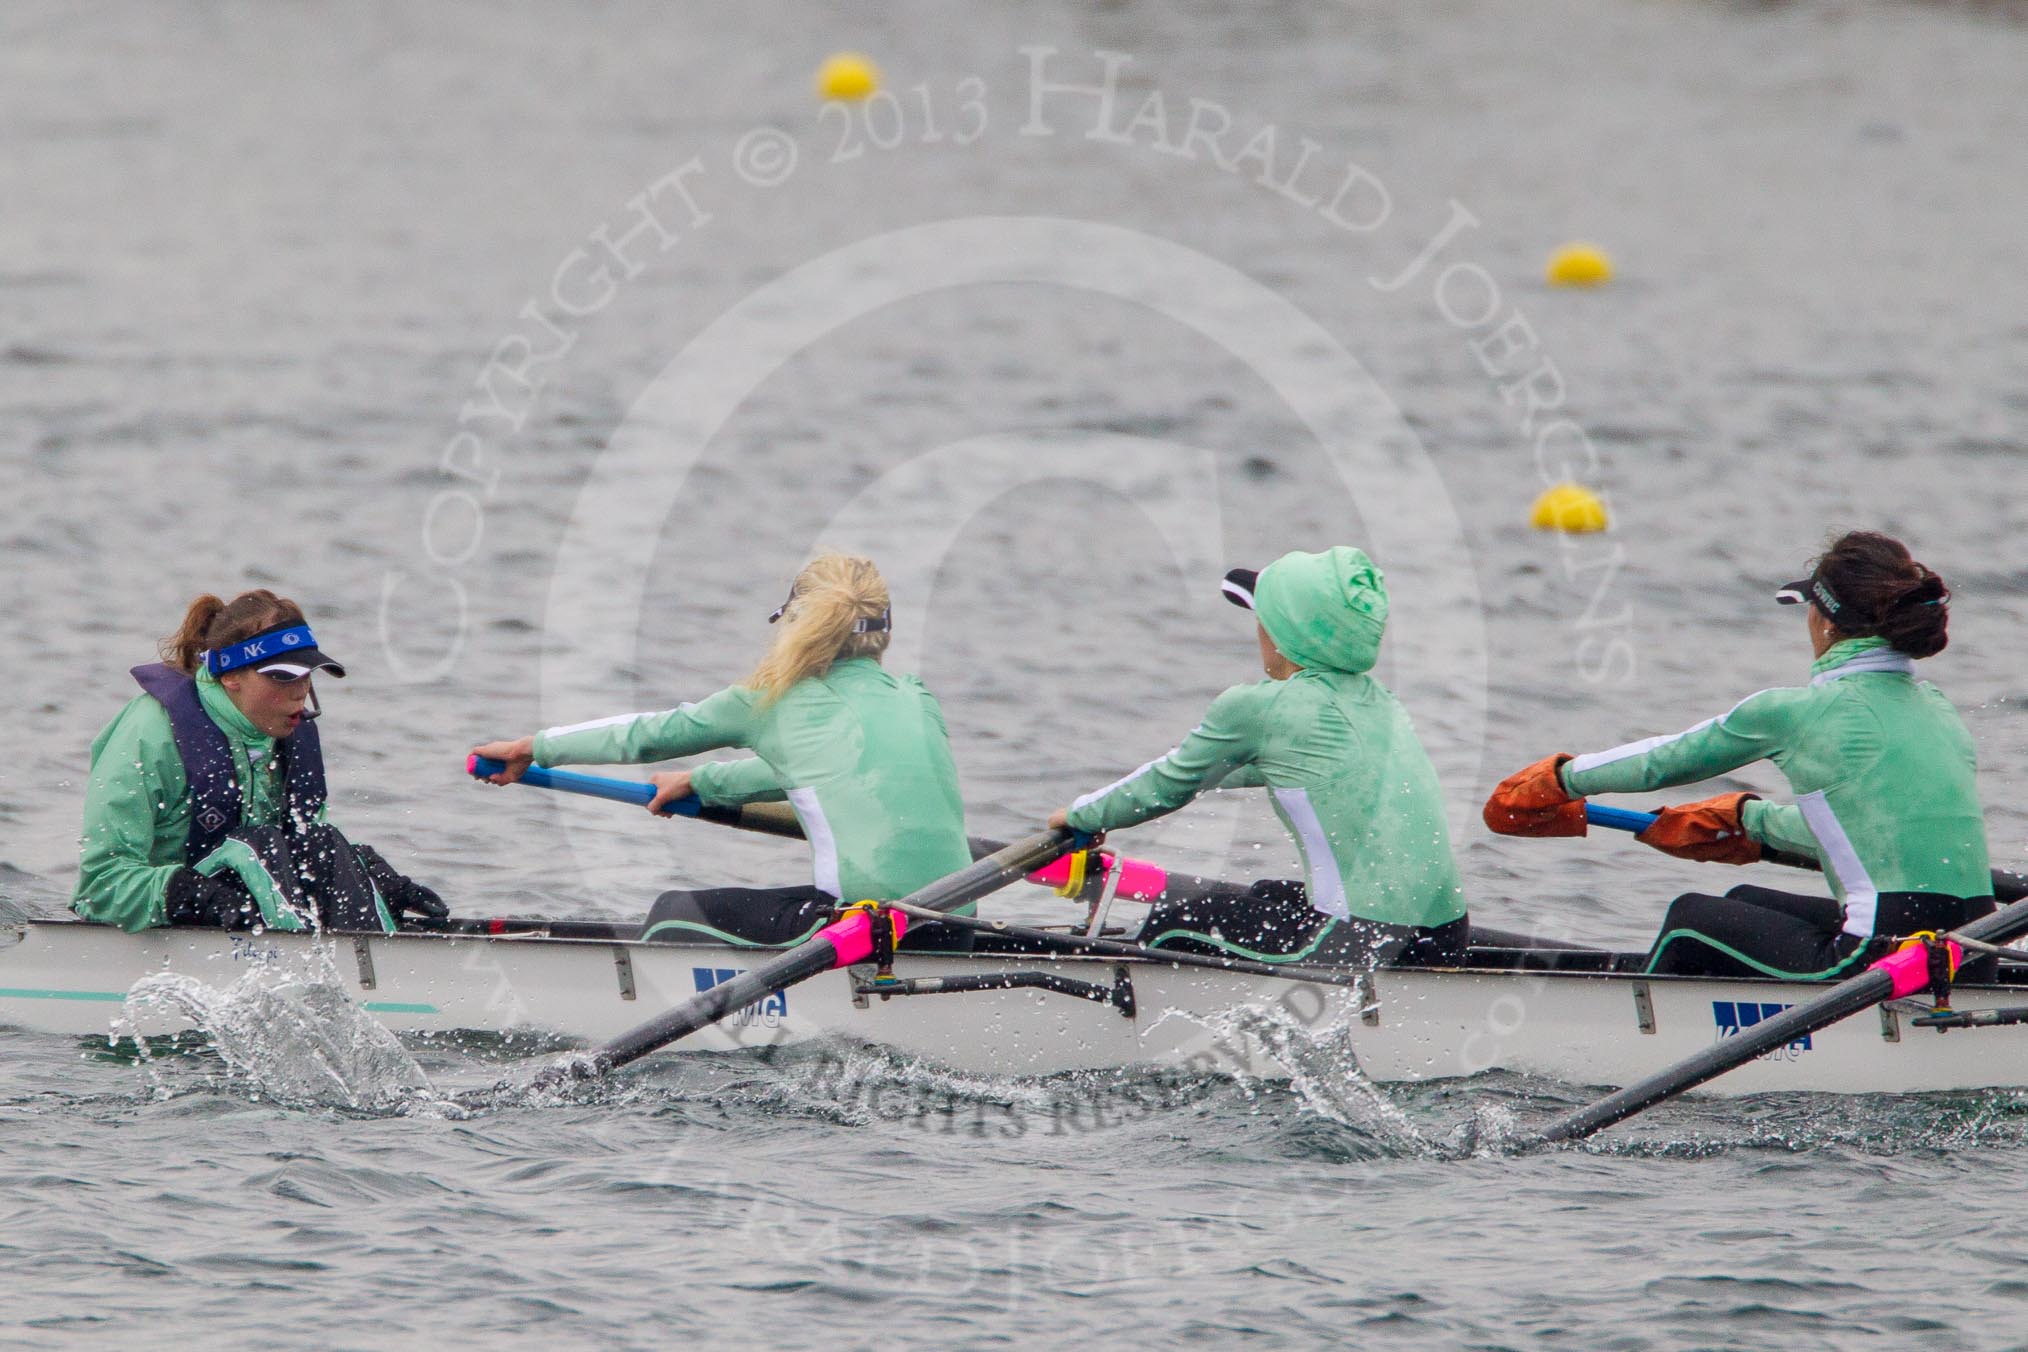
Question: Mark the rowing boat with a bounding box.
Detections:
[6,913,2027,1093]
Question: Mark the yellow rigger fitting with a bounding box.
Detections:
[837,899,903,933]
[838,899,903,977]
[1053,851,1090,899]
[1896,930,1959,980]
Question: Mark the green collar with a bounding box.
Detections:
[196,668,275,751]
[1810,634,1892,678]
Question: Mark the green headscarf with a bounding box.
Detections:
[1253,546,1389,674]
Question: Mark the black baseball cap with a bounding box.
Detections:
[1221,567,1260,611]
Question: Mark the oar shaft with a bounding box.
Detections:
[890,900,1367,988]
[594,942,836,1074]
[469,757,1197,901]
[468,755,804,839]
[565,828,1081,1080]
[1582,803,2027,902]
[1534,890,2028,1145]
[1535,969,1893,1146]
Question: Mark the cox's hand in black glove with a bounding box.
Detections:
[387,877,448,922]
[353,845,451,924]
[164,867,259,931]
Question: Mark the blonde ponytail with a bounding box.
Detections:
[745,554,892,705]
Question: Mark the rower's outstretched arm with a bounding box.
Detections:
[1065,683,1269,834]
[1559,689,1795,798]
[533,685,759,767]
[1560,689,1821,860]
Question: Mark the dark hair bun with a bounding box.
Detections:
[1877,569,1949,659]
[1812,531,1948,659]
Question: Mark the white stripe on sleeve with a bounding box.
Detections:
[540,703,695,740]
[1569,687,1785,776]
[1568,717,1719,775]
[1070,746,1182,813]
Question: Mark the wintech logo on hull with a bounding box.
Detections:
[1712,1000,1813,1062]
[692,968,789,1029]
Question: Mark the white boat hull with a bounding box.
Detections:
[4,919,2024,1093]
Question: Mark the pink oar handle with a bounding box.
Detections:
[819,906,910,967]
[1870,936,1963,999]
[1025,851,1168,901]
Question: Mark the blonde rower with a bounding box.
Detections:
[473,554,974,947]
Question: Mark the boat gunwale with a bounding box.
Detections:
[11,915,2028,993]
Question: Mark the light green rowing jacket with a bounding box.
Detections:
[1066,548,1468,930]
[1561,636,1990,936]
[533,658,973,904]
[73,670,329,932]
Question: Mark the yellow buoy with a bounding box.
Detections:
[815,52,881,102]
[1546,242,1614,288]
[1530,482,1610,533]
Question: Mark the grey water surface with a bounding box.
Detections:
[4,1,2028,1347]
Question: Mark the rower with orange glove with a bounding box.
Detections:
[1484,531,1994,980]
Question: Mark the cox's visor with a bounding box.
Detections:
[206,623,347,679]
[254,655,346,682]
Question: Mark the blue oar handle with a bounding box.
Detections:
[1584,803,1658,834]
[468,755,704,818]
[1583,800,2027,900]
[1587,799,1821,874]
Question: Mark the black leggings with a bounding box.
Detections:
[1141,878,1469,968]
[641,885,974,952]
[1641,884,1996,981]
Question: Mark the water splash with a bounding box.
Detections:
[115,944,435,1113]
[1133,996,1455,1159]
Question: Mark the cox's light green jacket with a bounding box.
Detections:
[74,671,327,932]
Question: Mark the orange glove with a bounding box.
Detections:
[1636,792,1762,864]
[1482,754,1587,837]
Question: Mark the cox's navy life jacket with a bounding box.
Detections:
[130,663,327,863]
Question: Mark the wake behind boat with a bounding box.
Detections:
[11,910,2028,1094]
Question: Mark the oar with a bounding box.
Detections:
[1530,891,2028,1146]
[1583,803,2028,902]
[528,828,1082,1089]
[467,756,1173,901]
[467,754,805,840]
[1580,803,1664,834]
[1526,804,2028,1147]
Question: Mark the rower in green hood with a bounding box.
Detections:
[1250,544,1389,676]
[1053,546,1469,968]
